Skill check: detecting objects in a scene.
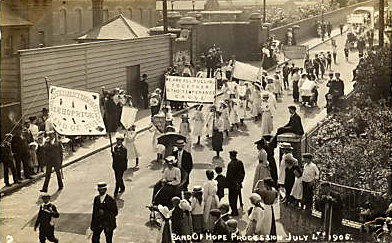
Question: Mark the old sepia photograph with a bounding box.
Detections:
[0,0,391,242]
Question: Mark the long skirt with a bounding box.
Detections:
[261,111,273,136]
[193,121,204,137]
[293,81,299,101]
[182,212,193,236]
[212,130,223,152]
[192,214,204,234]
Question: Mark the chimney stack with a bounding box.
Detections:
[92,0,104,27]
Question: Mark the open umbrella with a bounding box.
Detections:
[157,132,186,147]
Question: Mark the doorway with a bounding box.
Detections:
[126,65,140,107]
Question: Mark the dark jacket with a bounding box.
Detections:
[215,174,227,199]
[172,150,193,174]
[104,98,118,133]
[1,143,13,164]
[140,80,149,94]
[35,203,60,232]
[213,218,230,242]
[284,113,304,135]
[171,206,184,235]
[112,145,127,171]
[226,159,245,189]
[11,135,29,158]
[91,194,118,231]
[43,139,63,166]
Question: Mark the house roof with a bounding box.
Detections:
[0,3,33,27]
[156,1,207,11]
[77,14,150,40]
[218,0,292,8]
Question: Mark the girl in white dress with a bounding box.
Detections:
[205,106,216,138]
[229,100,240,130]
[191,105,204,145]
[179,114,192,152]
[260,93,275,137]
[246,193,265,235]
[237,97,247,126]
[203,170,220,232]
[220,102,231,137]
[289,165,303,207]
[251,83,262,121]
[124,125,140,167]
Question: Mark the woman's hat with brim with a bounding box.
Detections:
[193,185,203,192]
[179,199,192,211]
[28,142,38,149]
[158,205,171,219]
[165,156,177,165]
[249,193,262,203]
[280,142,293,150]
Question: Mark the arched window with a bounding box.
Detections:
[103,9,109,22]
[75,9,82,32]
[59,9,67,34]
[128,8,133,19]
[139,8,143,24]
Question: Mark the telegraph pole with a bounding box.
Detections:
[163,0,168,33]
[263,0,266,23]
[379,0,384,47]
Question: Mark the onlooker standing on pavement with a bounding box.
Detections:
[91,182,118,243]
[149,92,160,118]
[226,151,245,216]
[140,74,149,109]
[282,62,290,90]
[344,41,350,61]
[301,153,319,213]
[34,193,60,243]
[327,22,332,38]
[292,68,300,102]
[215,166,227,201]
[331,39,338,64]
[1,133,20,186]
[11,126,33,181]
[339,24,344,35]
[37,108,49,132]
[112,134,128,198]
[41,131,63,193]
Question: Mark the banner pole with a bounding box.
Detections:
[108,131,114,154]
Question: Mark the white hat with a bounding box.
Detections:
[158,205,171,219]
[179,199,192,211]
[249,193,262,204]
[165,156,177,164]
[115,133,125,140]
[97,182,108,189]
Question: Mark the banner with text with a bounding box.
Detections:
[232,61,261,82]
[49,86,106,135]
[165,76,216,103]
[121,107,138,130]
[282,45,308,59]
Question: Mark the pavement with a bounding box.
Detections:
[0,27,360,243]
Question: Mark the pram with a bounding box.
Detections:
[300,80,318,107]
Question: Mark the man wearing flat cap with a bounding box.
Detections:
[172,139,193,191]
[302,153,319,213]
[112,134,128,198]
[35,193,60,243]
[91,182,118,243]
[274,105,304,140]
[226,151,245,216]
[1,133,19,186]
[41,131,63,193]
[210,209,230,241]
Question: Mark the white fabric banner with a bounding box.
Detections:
[165,76,216,103]
[48,86,106,135]
[232,61,261,82]
[282,45,308,59]
[121,106,138,129]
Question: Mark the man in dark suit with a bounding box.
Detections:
[210,209,230,242]
[112,134,128,198]
[275,106,304,137]
[11,126,33,181]
[172,139,193,191]
[140,74,149,109]
[91,182,118,243]
[1,133,20,186]
[41,131,63,192]
[35,193,60,243]
[226,151,245,216]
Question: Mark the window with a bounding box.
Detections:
[140,8,143,24]
[75,9,82,32]
[103,9,109,22]
[59,9,67,34]
[128,8,133,19]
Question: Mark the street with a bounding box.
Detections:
[0,33,359,243]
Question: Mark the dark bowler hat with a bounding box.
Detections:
[254,139,265,145]
[209,209,221,217]
[302,153,313,159]
[288,105,296,111]
[229,150,237,156]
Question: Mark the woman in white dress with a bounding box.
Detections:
[260,92,275,137]
[205,106,216,138]
[203,170,220,232]
[251,83,262,121]
[273,73,283,99]
[246,193,265,236]
[179,114,192,152]
[253,139,271,192]
[237,97,247,126]
[191,105,204,145]
[124,125,140,167]
[257,178,279,240]
[229,100,240,130]
[219,102,230,137]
